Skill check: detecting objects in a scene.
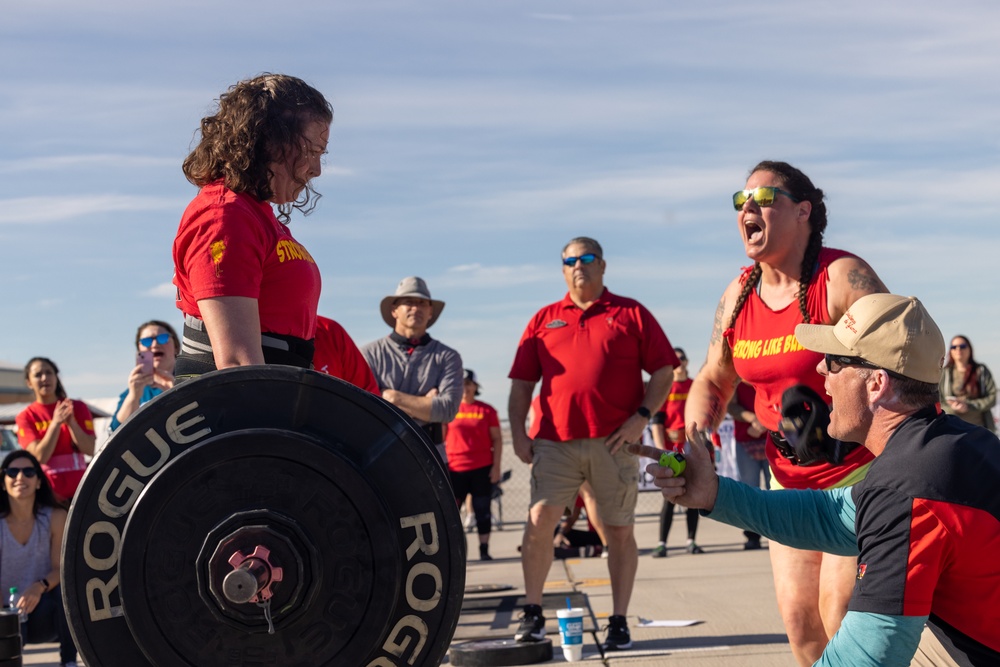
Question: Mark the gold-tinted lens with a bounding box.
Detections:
[733,190,751,210]
[753,187,776,207]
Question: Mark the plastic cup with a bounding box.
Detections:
[556,608,585,661]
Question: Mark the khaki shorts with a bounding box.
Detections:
[530,437,638,526]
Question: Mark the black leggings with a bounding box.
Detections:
[450,465,493,536]
[659,499,699,543]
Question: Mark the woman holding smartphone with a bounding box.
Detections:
[15,358,95,503]
[109,320,179,432]
[0,450,77,667]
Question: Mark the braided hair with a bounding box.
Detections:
[724,161,828,362]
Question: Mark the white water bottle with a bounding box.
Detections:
[8,587,26,623]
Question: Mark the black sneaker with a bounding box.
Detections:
[479,545,493,561]
[602,614,632,650]
[744,538,761,551]
[514,604,546,642]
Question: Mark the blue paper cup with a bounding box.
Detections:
[556,608,584,661]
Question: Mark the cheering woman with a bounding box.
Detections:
[684,161,887,666]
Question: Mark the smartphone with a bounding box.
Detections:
[137,350,154,374]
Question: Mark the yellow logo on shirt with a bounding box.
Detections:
[276,240,316,264]
[731,334,805,360]
[454,411,486,420]
[210,240,226,277]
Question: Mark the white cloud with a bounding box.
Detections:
[0,196,181,225]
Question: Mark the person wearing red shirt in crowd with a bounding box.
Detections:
[312,316,379,394]
[509,237,678,651]
[727,381,770,550]
[172,74,333,377]
[15,358,95,503]
[445,370,502,561]
[683,161,887,666]
[649,347,704,557]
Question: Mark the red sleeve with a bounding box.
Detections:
[508,318,543,382]
[486,404,500,428]
[15,408,40,445]
[175,192,272,303]
[638,304,680,374]
[314,318,380,394]
[73,400,95,436]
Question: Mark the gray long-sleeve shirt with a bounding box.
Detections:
[361,335,463,427]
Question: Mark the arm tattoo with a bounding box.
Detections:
[709,296,726,345]
[847,268,887,294]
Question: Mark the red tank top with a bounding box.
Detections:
[724,247,874,489]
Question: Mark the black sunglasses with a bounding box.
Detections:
[139,333,172,348]
[3,466,38,479]
[824,354,907,380]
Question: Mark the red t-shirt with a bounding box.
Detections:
[445,400,500,472]
[509,289,678,441]
[724,247,874,489]
[15,400,94,501]
[659,377,691,451]
[172,181,322,339]
[312,316,379,394]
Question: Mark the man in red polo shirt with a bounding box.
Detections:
[508,237,678,651]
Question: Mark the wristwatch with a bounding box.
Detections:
[636,406,651,420]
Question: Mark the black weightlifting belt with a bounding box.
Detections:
[176,314,315,378]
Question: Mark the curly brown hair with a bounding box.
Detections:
[182,73,334,223]
[723,161,828,363]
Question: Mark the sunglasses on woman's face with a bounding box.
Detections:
[951,343,968,350]
[139,333,171,347]
[3,466,38,479]
[732,186,801,210]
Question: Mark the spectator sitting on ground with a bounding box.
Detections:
[0,450,77,667]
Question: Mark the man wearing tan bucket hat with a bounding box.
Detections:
[634,294,1000,666]
[362,276,463,464]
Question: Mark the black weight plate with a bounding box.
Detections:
[0,636,18,660]
[0,612,18,639]
[120,432,393,665]
[449,638,553,666]
[62,366,465,667]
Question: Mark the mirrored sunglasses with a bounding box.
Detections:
[139,333,172,347]
[562,253,599,267]
[3,467,38,479]
[950,343,968,350]
[732,186,801,210]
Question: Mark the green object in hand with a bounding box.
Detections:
[658,451,686,476]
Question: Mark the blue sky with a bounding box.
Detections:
[3,1,999,412]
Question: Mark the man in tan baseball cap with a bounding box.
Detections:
[634,294,1000,665]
